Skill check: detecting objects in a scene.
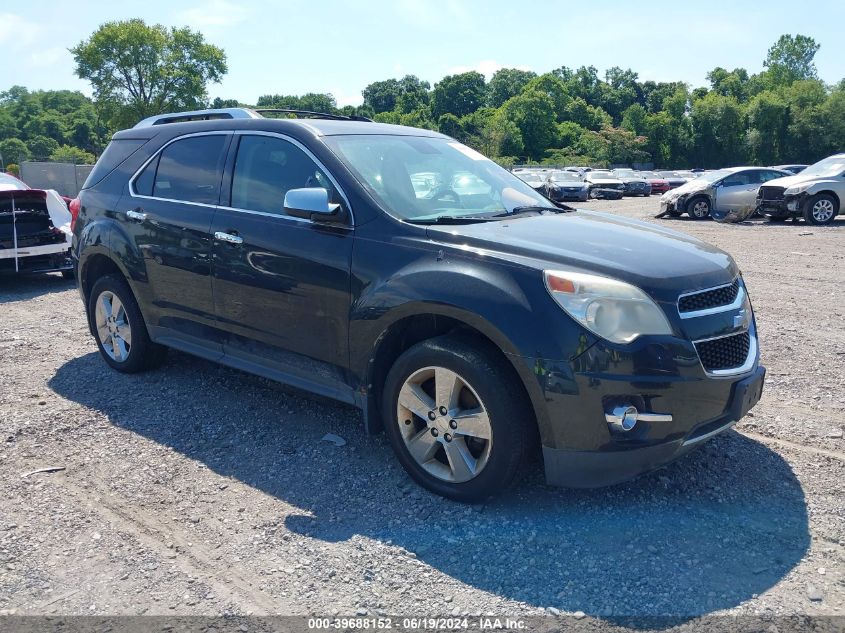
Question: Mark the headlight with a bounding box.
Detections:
[784,183,812,195]
[544,270,673,344]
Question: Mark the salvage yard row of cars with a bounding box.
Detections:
[514,158,842,225]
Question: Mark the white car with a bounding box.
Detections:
[583,170,625,199]
[0,173,74,277]
[757,154,845,225]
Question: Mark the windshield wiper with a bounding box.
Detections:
[493,204,574,217]
[406,214,500,225]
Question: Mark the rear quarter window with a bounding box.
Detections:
[81,139,148,190]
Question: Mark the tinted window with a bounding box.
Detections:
[82,139,147,190]
[230,135,337,215]
[133,156,157,196]
[151,135,228,204]
[758,170,784,183]
[721,172,750,187]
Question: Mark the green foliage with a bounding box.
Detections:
[49,145,97,164]
[488,69,538,108]
[29,136,60,161]
[764,34,820,87]
[5,163,19,176]
[431,72,486,118]
[0,138,30,166]
[71,19,227,129]
[1,29,842,170]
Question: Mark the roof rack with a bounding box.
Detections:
[133,107,262,128]
[133,107,372,128]
[254,108,372,122]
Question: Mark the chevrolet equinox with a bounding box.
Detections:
[71,108,765,501]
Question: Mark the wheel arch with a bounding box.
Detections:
[361,306,552,448]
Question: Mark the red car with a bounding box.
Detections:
[640,171,671,195]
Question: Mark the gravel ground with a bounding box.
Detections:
[0,197,843,625]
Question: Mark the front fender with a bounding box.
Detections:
[349,249,595,444]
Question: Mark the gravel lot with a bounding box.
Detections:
[1,197,843,625]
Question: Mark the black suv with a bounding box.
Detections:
[73,108,765,501]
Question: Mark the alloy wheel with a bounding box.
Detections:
[95,290,132,362]
[811,199,835,223]
[395,366,493,483]
[692,200,710,218]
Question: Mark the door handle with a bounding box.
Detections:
[214,231,243,245]
[125,210,147,222]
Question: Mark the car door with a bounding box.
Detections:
[124,132,231,346]
[210,132,354,400]
[713,171,753,212]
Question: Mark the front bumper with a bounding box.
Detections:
[543,364,765,487]
[756,193,804,218]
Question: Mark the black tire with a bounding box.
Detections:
[382,335,533,502]
[686,196,711,220]
[766,216,788,223]
[87,274,167,373]
[802,193,838,226]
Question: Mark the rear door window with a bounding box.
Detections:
[139,135,228,204]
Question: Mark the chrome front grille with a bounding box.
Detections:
[678,279,741,317]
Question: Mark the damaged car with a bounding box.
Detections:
[657,167,788,222]
[545,170,590,202]
[0,173,74,277]
[612,169,652,197]
[584,170,625,199]
[757,154,844,225]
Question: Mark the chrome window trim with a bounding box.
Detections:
[677,279,744,319]
[128,131,232,208]
[693,330,758,378]
[127,130,354,226]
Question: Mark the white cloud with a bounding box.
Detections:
[446,60,533,80]
[332,87,364,108]
[0,12,42,46]
[176,0,251,31]
[28,47,67,68]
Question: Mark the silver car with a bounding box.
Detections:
[658,166,790,221]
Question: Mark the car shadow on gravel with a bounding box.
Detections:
[50,351,810,625]
[0,273,74,303]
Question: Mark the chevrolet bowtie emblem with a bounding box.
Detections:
[734,308,750,330]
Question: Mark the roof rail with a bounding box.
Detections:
[255,108,373,122]
[133,107,262,128]
[133,107,374,129]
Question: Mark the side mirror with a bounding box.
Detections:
[283,188,343,222]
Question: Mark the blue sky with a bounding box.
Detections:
[2,0,844,107]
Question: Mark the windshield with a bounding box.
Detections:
[0,173,28,191]
[696,169,732,183]
[549,171,581,182]
[640,171,661,179]
[801,155,845,178]
[324,135,552,220]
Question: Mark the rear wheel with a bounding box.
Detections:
[803,193,838,225]
[87,275,167,373]
[382,336,532,502]
[686,196,711,220]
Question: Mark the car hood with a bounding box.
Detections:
[762,173,837,189]
[663,178,709,197]
[426,210,736,299]
[551,181,588,188]
[587,177,623,185]
[618,176,647,183]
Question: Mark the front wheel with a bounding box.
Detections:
[382,336,533,502]
[87,274,167,373]
[803,193,838,225]
[686,196,711,220]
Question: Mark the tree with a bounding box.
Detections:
[746,91,788,164]
[689,93,746,167]
[71,19,227,128]
[256,93,337,113]
[0,138,30,167]
[28,136,60,161]
[501,90,558,160]
[763,34,820,87]
[488,68,537,108]
[707,67,751,102]
[49,145,96,164]
[362,79,402,114]
[431,72,486,118]
[563,97,611,130]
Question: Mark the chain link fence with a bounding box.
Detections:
[19,162,95,197]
